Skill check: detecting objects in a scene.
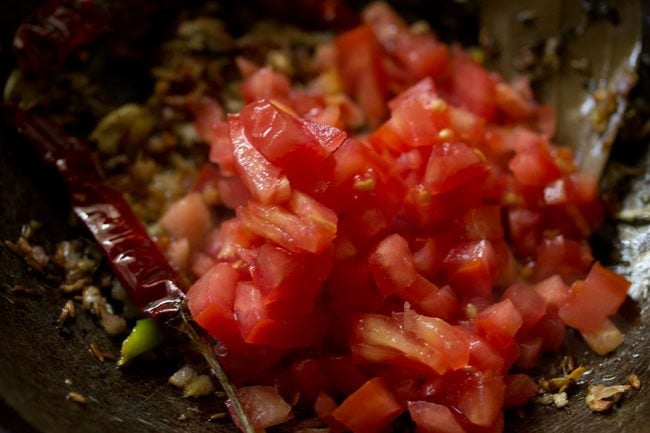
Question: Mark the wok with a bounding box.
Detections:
[0,1,649,432]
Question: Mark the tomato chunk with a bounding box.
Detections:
[408,401,466,433]
[368,233,418,297]
[229,113,292,205]
[227,386,293,430]
[332,377,404,433]
[558,262,630,332]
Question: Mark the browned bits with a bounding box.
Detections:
[89,342,116,362]
[58,300,76,324]
[10,284,42,297]
[66,391,87,405]
[5,238,49,271]
[628,374,641,390]
[587,398,613,412]
[208,412,228,422]
[585,383,632,413]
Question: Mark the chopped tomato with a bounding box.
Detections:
[439,46,497,121]
[234,281,330,348]
[558,262,630,332]
[350,313,448,374]
[178,5,632,432]
[332,377,404,433]
[237,193,337,254]
[368,233,418,297]
[160,192,213,249]
[401,307,470,370]
[424,142,489,195]
[227,386,293,430]
[474,299,523,349]
[408,401,467,433]
[503,374,538,408]
[335,25,388,128]
[228,113,292,205]
[444,240,498,299]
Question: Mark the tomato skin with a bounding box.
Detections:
[332,377,404,433]
[408,401,467,433]
[558,262,630,332]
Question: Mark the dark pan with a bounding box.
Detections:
[0,1,648,432]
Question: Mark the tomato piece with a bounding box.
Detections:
[217,176,251,210]
[580,318,625,355]
[463,331,505,373]
[558,262,630,332]
[240,66,291,104]
[160,192,213,249]
[474,299,523,349]
[424,141,489,195]
[503,374,538,408]
[325,259,384,312]
[234,282,330,348]
[290,358,327,407]
[237,194,337,254]
[368,233,418,297]
[453,371,505,428]
[320,355,369,397]
[533,313,566,352]
[419,285,459,321]
[408,401,467,433]
[501,284,546,334]
[444,240,498,298]
[509,151,561,187]
[516,336,543,370]
[228,113,292,205]
[439,47,497,121]
[188,263,247,351]
[401,307,470,370]
[494,81,535,123]
[237,100,344,192]
[363,3,449,80]
[413,236,451,279]
[335,25,388,128]
[534,275,570,312]
[227,386,293,430]
[457,205,504,241]
[328,139,405,240]
[314,391,341,428]
[332,377,404,433]
[350,313,448,374]
[533,235,593,282]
